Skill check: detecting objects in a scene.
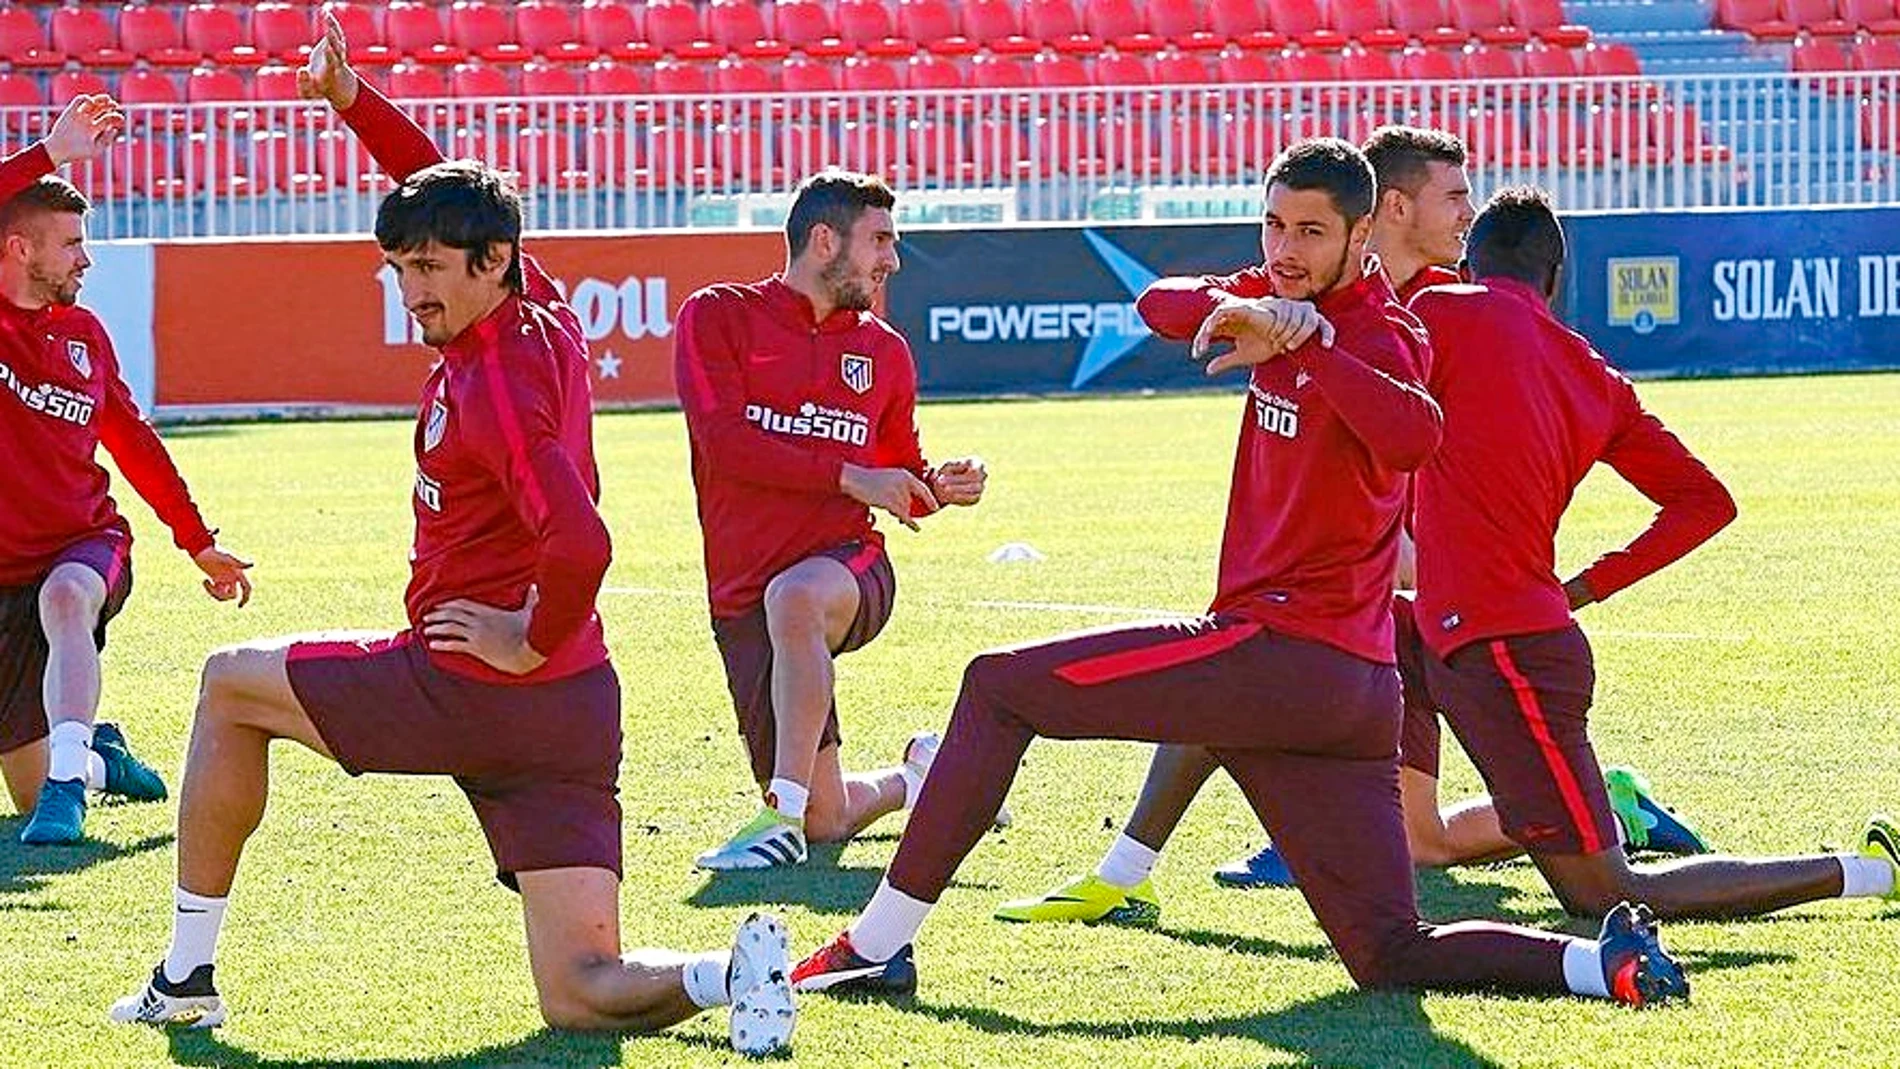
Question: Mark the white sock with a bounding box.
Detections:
[1095,832,1160,889]
[900,765,926,809]
[47,721,92,783]
[1836,854,1895,898]
[1561,939,1609,999]
[84,751,107,791]
[163,888,229,984]
[848,879,933,963]
[765,778,808,822]
[680,950,733,1009]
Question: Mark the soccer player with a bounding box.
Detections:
[110,20,796,1054]
[1,96,253,846]
[1392,187,1899,922]
[790,141,1687,1008]
[993,126,1700,918]
[676,171,988,872]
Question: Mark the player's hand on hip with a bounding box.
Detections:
[840,463,939,531]
[42,95,125,167]
[297,10,361,111]
[929,457,987,507]
[423,587,548,675]
[192,545,254,607]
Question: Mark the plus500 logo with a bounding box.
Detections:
[379,269,673,345]
[745,402,869,446]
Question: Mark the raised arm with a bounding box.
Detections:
[1135,264,1275,341]
[300,11,442,182]
[0,95,126,204]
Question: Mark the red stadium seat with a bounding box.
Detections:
[319,2,386,50]
[1146,0,1205,40]
[707,0,769,49]
[448,2,512,53]
[964,0,1032,49]
[386,1,447,54]
[511,1,579,54]
[1508,0,1588,46]
[120,68,183,105]
[1094,51,1153,84]
[1399,47,1459,79]
[185,5,246,56]
[1032,51,1091,85]
[644,0,706,51]
[970,53,1033,87]
[896,0,961,42]
[1583,41,1642,76]
[1793,36,1853,75]
[773,0,837,47]
[1219,49,1277,81]
[1084,0,1152,49]
[1023,0,1085,41]
[715,55,778,92]
[1213,0,1272,40]
[782,53,841,90]
[652,58,712,93]
[1844,0,1900,33]
[1459,44,1520,78]
[450,60,512,96]
[1341,47,1401,80]
[521,59,583,94]
[1152,50,1212,82]
[585,57,650,93]
[1716,0,1799,38]
[0,8,48,58]
[904,51,965,87]
[251,63,301,100]
[581,0,642,48]
[1854,36,1900,70]
[1523,43,1581,77]
[1267,0,1325,36]
[1278,47,1341,79]
[386,60,449,97]
[1329,0,1403,50]
[249,5,310,58]
[120,4,199,67]
[53,70,117,104]
[0,71,46,108]
[1783,0,1857,36]
[187,65,249,103]
[836,54,899,90]
[837,0,898,45]
[53,6,130,66]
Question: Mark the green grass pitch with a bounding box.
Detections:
[2,372,1897,1067]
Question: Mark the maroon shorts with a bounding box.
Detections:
[711,541,896,783]
[1392,593,1442,778]
[1425,625,1617,855]
[285,631,623,888]
[0,532,134,754]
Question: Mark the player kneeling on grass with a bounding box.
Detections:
[674,171,992,873]
[110,17,795,1054]
[792,140,1689,1009]
[0,96,253,847]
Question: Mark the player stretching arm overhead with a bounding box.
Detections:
[110,17,796,1055]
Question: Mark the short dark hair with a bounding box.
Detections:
[1263,138,1377,225]
[1361,125,1468,198]
[785,170,896,259]
[374,159,524,291]
[1466,186,1566,286]
[0,176,90,238]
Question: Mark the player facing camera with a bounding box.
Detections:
[375,160,526,348]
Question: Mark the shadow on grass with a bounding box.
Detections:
[686,841,994,915]
[1415,866,1576,929]
[901,987,1507,1068]
[0,824,174,900]
[1151,923,1337,964]
[170,1027,622,1069]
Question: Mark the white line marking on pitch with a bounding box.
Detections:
[966,598,1191,617]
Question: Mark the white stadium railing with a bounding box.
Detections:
[4,69,1897,239]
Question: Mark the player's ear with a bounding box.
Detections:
[1378,187,1408,221]
[475,240,514,282]
[1544,262,1563,304]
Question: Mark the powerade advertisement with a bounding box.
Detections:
[887,207,1900,394]
[886,223,1261,394]
[1565,206,1900,377]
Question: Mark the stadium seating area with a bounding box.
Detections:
[0,0,1894,222]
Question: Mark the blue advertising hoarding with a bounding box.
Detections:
[887,207,1900,394]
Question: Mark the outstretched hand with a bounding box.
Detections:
[297,10,361,111]
[193,545,254,607]
[42,95,125,168]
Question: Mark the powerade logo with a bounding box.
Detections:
[923,231,1158,388]
[1606,256,1680,335]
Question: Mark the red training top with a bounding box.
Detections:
[341,84,611,684]
[0,144,214,585]
[675,277,930,619]
[1138,268,1444,662]
[1407,277,1736,657]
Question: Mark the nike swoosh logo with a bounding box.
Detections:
[795,965,884,992]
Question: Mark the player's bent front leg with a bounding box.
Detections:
[19,564,108,844]
[519,868,796,1053]
[177,638,335,898]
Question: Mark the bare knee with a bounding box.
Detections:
[37,571,103,630]
[763,576,830,640]
[196,646,289,728]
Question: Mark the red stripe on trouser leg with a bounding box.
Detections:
[1052,622,1263,685]
[1489,640,1603,854]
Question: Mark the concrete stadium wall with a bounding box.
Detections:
[90,205,1900,419]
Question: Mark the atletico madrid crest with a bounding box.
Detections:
[841,353,873,394]
[424,398,449,451]
[67,339,91,378]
